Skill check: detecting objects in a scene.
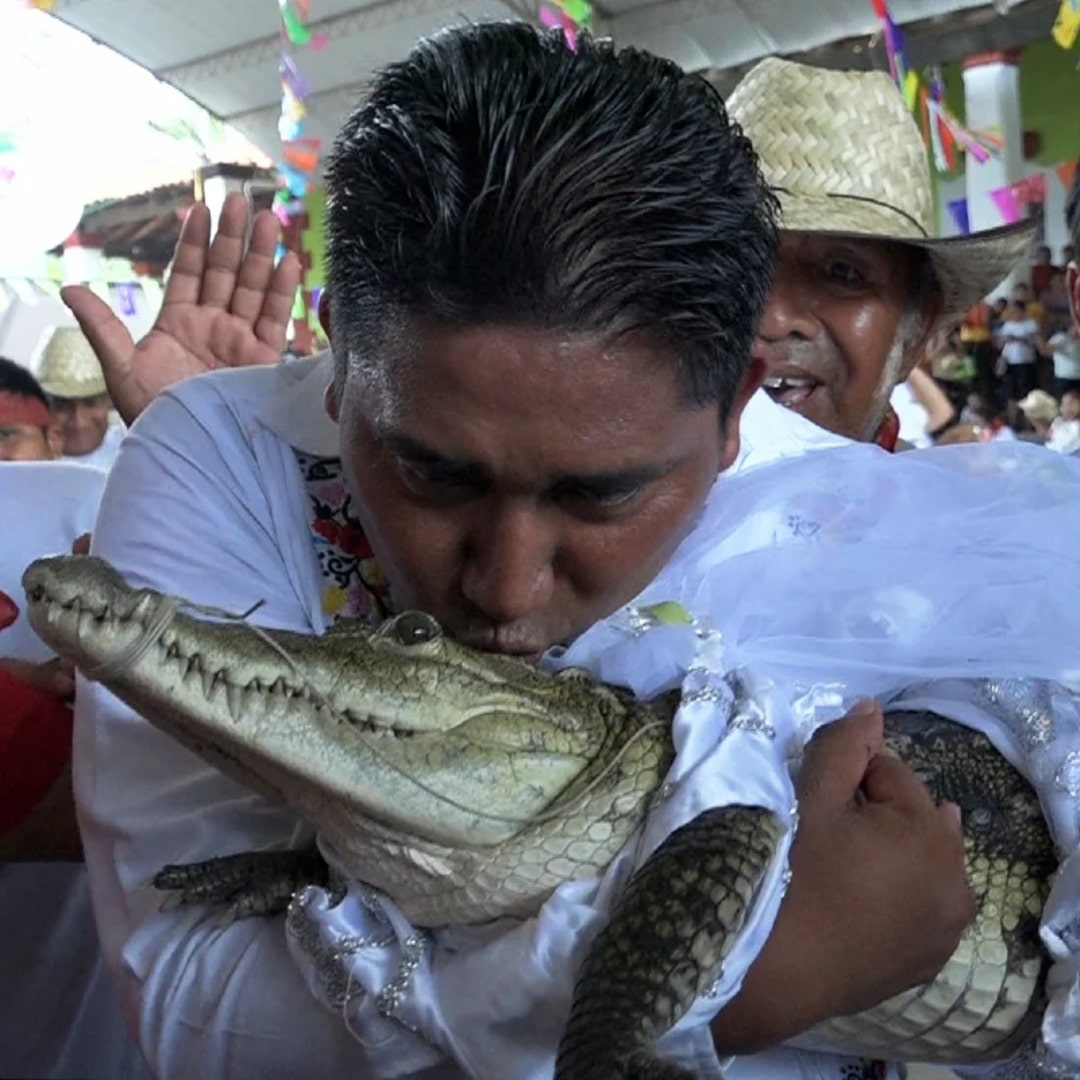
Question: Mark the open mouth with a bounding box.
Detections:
[762,375,821,409]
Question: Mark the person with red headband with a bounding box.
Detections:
[0,354,62,461]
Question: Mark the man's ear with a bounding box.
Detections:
[318,290,332,343]
[719,356,766,472]
[324,380,340,424]
[900,288,944,381]
[45,420,63,459]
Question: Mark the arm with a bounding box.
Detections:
[75,387,433,1077]
[904,368,955,436]
[710,706,973,1054]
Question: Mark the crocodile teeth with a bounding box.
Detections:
[226,683,245,721]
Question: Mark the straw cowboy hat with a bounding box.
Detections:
[1019,388,1059,425]
[36,327,108,400]
[726,57,1036,321]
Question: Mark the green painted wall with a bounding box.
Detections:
[303,186,326,292]
[1018,40,1080,166]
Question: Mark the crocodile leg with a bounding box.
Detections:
[153,846,331,918]
[554,805,783,1080]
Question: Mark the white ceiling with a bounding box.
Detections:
[50,0,1033,168]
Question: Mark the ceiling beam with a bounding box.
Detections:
[157,0,527,86]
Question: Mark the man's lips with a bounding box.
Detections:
[762,373,822,408]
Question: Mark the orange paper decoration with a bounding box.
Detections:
[1057,158,1078,193]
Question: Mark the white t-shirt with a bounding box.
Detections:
[999,318,1040,366]
[0,459,149,1080]
[1047,416,1080,455]
[0,460,105,662]
[890,379,932,448]
[1050,332,1080,380]
[63,422,126,472]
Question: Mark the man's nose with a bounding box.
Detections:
[460,502,555,625]
[757,260,818,343]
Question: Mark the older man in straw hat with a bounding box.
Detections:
[36,327,125,470]
[727,57,1035,447]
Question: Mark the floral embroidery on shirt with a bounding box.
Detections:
[295,451,393,625]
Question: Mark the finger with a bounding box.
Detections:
[860,751,938,815]
[796,701,884,807]
[228,209,282,324]
[198,193,252,309]
[254,252,302,353]
[938,800,964,834]
[162,203,212,307]
[61,286,136,383]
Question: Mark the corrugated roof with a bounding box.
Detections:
[47,0,1057,180]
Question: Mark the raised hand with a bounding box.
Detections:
[61,193,302,426]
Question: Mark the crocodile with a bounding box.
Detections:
[23,554,1058,1077]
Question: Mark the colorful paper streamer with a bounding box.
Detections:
[989,186,1022,225]
[870,4,999,174]
[539,0,592,51]
[946,198,970,235]
[275,0,322,213]
[1058,158,1079,193]
[280,1,312,45]
[1052,0,1080,50]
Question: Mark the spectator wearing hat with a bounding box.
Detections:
[37,327,125,470]
[727,58,1033,448]
[1017,387,1059,440]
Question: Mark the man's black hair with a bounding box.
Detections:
[325,21,778,415]
[0,356,49,409]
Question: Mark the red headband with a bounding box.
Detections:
[0,391,50,429]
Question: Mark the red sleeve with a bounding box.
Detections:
[0,668,74,836]
[0,589,17,632]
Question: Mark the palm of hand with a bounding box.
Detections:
[61,195,303,426]
[133,303,285,394]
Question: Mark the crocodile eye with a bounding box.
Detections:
[391,612,441,646]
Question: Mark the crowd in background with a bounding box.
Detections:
[925,242,1080,450]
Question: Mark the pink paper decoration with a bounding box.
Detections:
[989,186,1022,225]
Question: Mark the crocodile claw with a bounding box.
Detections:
[153,847,330,919]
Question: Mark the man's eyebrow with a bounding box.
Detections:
[550,461,677,494]
[381,433,484,470]
[380,431,680,491]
